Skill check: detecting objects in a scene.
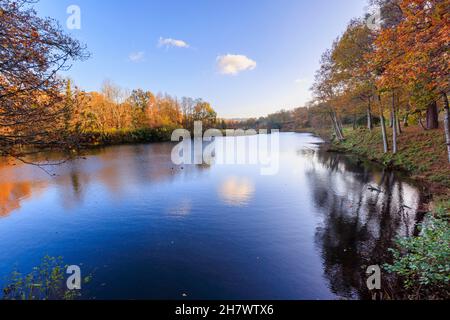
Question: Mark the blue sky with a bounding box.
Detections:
[37,0,368,118]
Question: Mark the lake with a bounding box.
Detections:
[0,133,423,300]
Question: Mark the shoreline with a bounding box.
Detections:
[307,127,449,205]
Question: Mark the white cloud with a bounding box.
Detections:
[216,54,257,75]
[129,51,145,63]
[158,37,190,49]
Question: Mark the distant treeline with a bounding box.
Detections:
[64,80,218,145]
[0,0,219,158]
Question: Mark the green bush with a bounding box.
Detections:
[384,212,450,299]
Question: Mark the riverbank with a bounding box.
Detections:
[316,126,450,201]
[310,126,449,300]
[77,127,176,147]
[76,127,262,149]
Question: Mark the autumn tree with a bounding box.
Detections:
[193,101,217,129]
[312,50,345,141]
[128,89,156,128]
[373,0,450,161]
[332,19,378,131]
[0,0,88,159]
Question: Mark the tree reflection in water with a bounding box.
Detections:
[303,149,424,299]
[0,143,209,216]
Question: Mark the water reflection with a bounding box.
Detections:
[167,199,193,217]
[0,181,33,217]
[0,134,426,300]
[0,161,48,217]
[305,149,422,299]
[218,176,255,207]
[0,143,207,217]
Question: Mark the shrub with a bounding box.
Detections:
[384,212,450,299]
[2,256,90,300]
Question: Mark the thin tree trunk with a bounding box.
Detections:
[332,109,344,141]
[426,101,439,129]
[336,111,344,134]
[389,108,394,128]
[403,102,411,128]
[367,97,373,131]
[396,107,402,135]
[335,115,344,141]
[392,91,398,154]
[330,112,342,141]
[353,114,357,130]
[442,92,450,163]
[403,113,409,128]
[378,95,389,153]
[396,94,402,134]
[418,113,426,130]
[338,114,345,139]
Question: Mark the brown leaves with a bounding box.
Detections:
[372,0,449,93]
[0,0,88,158]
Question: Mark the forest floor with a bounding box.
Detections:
[314,125,450,203]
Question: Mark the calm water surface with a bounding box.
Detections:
[0,133,423,299]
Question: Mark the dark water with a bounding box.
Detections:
[0,133,423,300]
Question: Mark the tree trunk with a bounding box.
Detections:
[395,94,402,134]
[378,95,389,153]
[336,112,344,134]
[418,113,426,130]
[353,114,357,130]
[330,112,343,141]
[442,92,450,163]
[396,106,402,135]
[330,109,345,141]
[338,115,345,139]
[392,92,398,154]
[403,102,411,128]
[403,113,409,128]
[367,97,373,131]
[389,108,394,128]
[426,101,439,129]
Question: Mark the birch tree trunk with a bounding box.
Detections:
[330,108,344,141]
[367,97,373,131]
[378,95,389,153]
[396,106,402,135]
[329,112,341,141]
